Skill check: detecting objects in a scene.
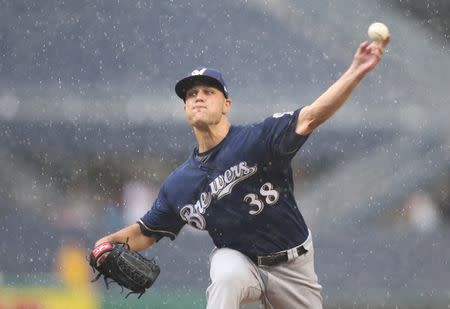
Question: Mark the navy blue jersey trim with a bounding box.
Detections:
[137,219,177,241]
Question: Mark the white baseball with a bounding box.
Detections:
[368,22,389,42]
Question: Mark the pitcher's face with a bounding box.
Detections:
[184,85,231,128]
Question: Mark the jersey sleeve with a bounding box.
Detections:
[138,184,185,241]
[261,108,310,159]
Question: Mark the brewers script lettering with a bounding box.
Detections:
[180,161,257,229]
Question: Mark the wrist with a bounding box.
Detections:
[346,64,367,82]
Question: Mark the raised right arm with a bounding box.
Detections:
[296,37,390,136]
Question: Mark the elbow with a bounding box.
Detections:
[296,117,323,135]
[297,105,325,135]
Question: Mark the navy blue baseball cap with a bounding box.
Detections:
[175,68,229,100]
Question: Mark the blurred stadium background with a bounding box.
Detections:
[1,0,449,308]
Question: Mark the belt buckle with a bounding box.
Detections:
[256,245,308,267]
[259,253,285,267]
[257,255,274,267]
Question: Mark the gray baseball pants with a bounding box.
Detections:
[206,236,323,309]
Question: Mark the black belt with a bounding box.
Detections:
[250,245,308,267]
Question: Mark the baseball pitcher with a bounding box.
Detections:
[91,36,390,308]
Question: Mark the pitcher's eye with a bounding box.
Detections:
[186,90,198,98]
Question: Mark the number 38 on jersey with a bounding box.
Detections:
[243,182,279,215]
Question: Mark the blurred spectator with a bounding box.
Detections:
[55,241,90,289]
[122,181,157,225]
[403,191,441,233]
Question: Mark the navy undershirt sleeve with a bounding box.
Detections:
[261,108,310,159]
[139,184,185,241]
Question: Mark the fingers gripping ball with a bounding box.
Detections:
[368,22,390,42]
[89,241,160,298]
